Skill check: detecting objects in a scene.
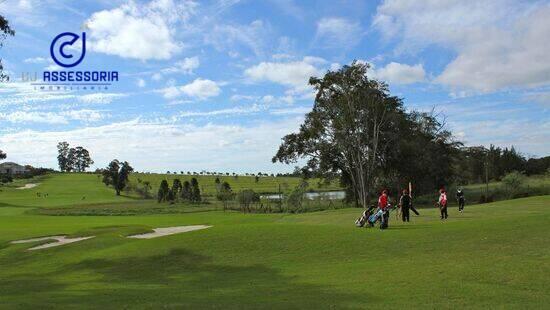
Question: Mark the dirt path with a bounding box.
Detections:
[11,235,95,250]
[128,225,212,239]
[16,183,38,190]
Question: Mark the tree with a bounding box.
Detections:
[216,182,234,209]
[0,15,15,82]
[57,142,94,172]
[190,177,201,202]
[57,142,71,172]
[102,160,134,195]
[172,179,182,197]
[273,62,403,208]
[73,146,94,172]
[0,149,6,161]
[181,180,192,201]
[157,180,169,202]
[237,189,260,212]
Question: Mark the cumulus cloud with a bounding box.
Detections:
[161,78,221,100]
[244,57,323,94]
[180,78,221,99]
[373,0,550,92]
[372,62,426,85]
[161,56,200,74]
[85,0,197,60]
[315,17,363,48]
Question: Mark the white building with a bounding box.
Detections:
[0,162,29,175]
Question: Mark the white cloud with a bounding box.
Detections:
[85,0,197,60]
[152,73,163,81]
[0,109,104,124]
[180,78,221,99]
[372,62,426,85]
[373,0,550,92]
[161,56,200,75]
[204,19,271,57]
[315,17,363,48]
[160,78,221,100]
[23,57,47,64]
[0,118,304,172]
[137,78,147,88]
[244,57,323,94]
[153,56,200,80]
[77,93,128,104]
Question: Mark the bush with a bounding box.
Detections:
[501,171,526,198]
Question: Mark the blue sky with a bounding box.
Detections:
[0,0,549,173]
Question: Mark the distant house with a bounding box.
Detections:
[0,162,29,175]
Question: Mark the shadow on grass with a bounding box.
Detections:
[1,248,369,308]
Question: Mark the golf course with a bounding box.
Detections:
[0,173,548,309]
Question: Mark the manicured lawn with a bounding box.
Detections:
[0,178,548,309]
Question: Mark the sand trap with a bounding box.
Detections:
[128,225,211,239]
[11,235,95,250]
[17,183,38,190]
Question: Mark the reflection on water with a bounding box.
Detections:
[261,191,346,200]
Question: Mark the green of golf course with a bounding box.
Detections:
[0,173,548,308]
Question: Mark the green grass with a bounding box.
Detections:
[0,173,133,208]
[1,173,548,308]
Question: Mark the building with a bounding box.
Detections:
[0,162,29,175]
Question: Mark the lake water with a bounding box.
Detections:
[261,191,346,200]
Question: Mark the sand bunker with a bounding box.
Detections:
[11,235,95,250]
[17,183,38,190]
[128,225,211,239]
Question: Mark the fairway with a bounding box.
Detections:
[1,177,548,309]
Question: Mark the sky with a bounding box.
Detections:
[0,0,549,173]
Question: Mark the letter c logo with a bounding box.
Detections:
[50,32,86,68]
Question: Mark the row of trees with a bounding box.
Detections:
[456,145,549,184]
[157,178,202,203]
[57,142,94,172]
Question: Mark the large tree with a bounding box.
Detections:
[273,62,403,208]
[73,146,94,172]
[57,142,94,172]
[0,14,15,82]
[102,160,134,195]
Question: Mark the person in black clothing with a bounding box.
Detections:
[399,189,412,222]
[456,189,465,213]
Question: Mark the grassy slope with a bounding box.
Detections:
[0,193,548,308]
[0,173,133,208]
[130,173,341,195]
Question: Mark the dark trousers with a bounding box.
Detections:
[410,206,419,215]
[458,199,465,211]
[402,206,410,222]
[440,206,448,219]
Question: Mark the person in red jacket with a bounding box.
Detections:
[378,189,389,209]
[438,188,448,220]
[378,189,390,228]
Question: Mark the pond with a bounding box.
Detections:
[261,190,346,200]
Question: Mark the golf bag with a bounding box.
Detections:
[355,206,375,227]
[368,205,392,229]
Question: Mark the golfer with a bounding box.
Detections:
[456,189,465,213]
[399,189,412,222]
[438,189,448,220]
